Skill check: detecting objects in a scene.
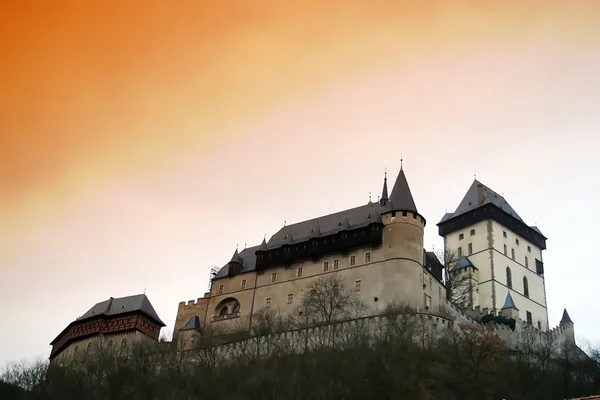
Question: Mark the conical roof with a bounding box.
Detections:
[389,166,418,213]
[380,172,389,205]
[258,237,268,251]
[560,308,573,325]
[230,249,244,265]
[502,292,518,310]
[180,316,202,332]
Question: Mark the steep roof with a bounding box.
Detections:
[77,294,165,326]
[502,292,518,310]
[439,180,528,227]
[453,256,477,272]
[266,201,388,250]
[389,167,418,213]
[213,244,261,279]
[180,316,202,332]
[560,308,574,325]
[380,173,389,204]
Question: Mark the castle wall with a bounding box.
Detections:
[173,296,209,343]
[491,221,548,330]
[53,330,155,364]
[443,218,548,330]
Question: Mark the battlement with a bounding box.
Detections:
[178,293,210,308]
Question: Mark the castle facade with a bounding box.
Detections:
[173,163,560,347]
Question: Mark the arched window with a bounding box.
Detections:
[523,277,529,298]
[232,303,240,314]
[220,307,229,316]
[506,267,512,288]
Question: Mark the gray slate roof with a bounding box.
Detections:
[77,294,165,326]
[389,168,418,213]
[266,202,387,249]
[180,316,202,332]
[453,256,477,271]
[213,245,261,279]
[439,180,526,225]
[502,292,518,310]
[560,308,573,325]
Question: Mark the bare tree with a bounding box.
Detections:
[436,248,475,308]
[297,275,365,325]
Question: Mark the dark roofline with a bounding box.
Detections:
[50,309,163,346]
[437,203,547,250]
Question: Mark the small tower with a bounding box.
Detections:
[377,162,427,310]
[559,308,576,345]
[500,292,519,320]
[380,171,389,206]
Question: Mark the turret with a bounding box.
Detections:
[499,292,519,320]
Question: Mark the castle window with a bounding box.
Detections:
[412,212,417,220]
[232,303,240,314]
[241,279,247,289]
[526,311,533,325]
[527,246,531,253]
[402,211,407,217]
[504,244,507,256]
[74,345,79,353]
[523,277,529,298]
[271,273,277,283]
[503,231,507,238]
[121,338,127,347]
[424,294,432,310]
[333,259,339,270]
[457,247,462,257]
[354,280,362,292]
[459,233,464,240]
[349,255,356,266]
[220,307,228,316]
[506,267,512,288]
[537,321,541,329]
[218,284,224,295]
[297,267,303,277]
[265,298,271,308]
[287,293,293,304]
[525,257,529,268]
[470,229,475,236]
[468,243,473,255]
[365,252,371,263]
[515,238,520,245]
[323,261,329,272]
[87,342,93,351]
[511,248,515,260]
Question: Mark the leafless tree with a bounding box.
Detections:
[297,274,365,325]
[436,248,475,308]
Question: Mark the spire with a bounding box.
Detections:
[502,292,518,310]
[380,169,389,206]
[230,248,244,264]
[560,308,573,325]
[258,237,268,251]
[389,163,418,213]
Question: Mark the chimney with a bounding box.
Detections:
[477,184,484,205]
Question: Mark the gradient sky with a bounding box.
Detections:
[1,1,600,366]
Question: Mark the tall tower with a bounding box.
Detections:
[437,180,549,330]
[378,164,428,310]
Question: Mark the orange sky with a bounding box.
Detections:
[1,1,600,365]
[3,1,599,235]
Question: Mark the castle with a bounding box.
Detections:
[49,162,575,360]
[172,163,566,348]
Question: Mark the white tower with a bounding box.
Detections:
[437,180,549,330]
